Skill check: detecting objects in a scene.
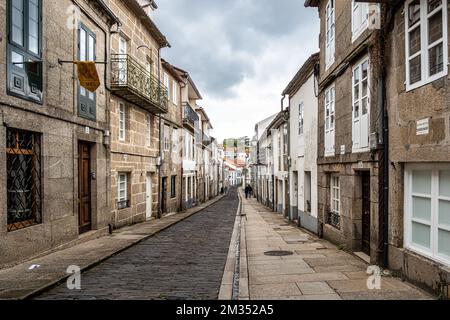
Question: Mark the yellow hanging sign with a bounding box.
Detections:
[76,61,100,92]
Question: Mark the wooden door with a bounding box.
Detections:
[78,141,92,234]
[146,174,152,220]
[161,177,167,214]
[361,172,371,255]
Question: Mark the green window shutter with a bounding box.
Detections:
[77,24,97,121]
[7,0,43,103]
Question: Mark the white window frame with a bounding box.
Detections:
[331,174,340,215]
[146,114,151,147]
[405,164,450,267]
[325,0,335,70]
[324,84,335,157]
[163,72,169,91]
[172,128,178,153]
[164,125,170,151]
[352,56,370,153]
[351,1,369,42]
[298,102,304,136]
[405,0,448,91]
[118,173,128,202]
[119,103,126,142]
[172,81,178,105]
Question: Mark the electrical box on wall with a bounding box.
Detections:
[370,132,379,151]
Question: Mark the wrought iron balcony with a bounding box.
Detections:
[111,54,168,113]
[183,103,199,132]
[202,132,212,147]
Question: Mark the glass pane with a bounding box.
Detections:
[408,0,421,27]
[428,0,442,13]
[439,200,450,227]
[354,67,360,84]
[412,170,432,194]
[429,43,444,76]
[12,0,24,46]
[362,98,368,115]
[412,196,432,222]
[354,102,360,118]
[438,229,450,257]
[409,26,421,55]
[428,11,443,44]
[412,222,431,248]
[88,35,95,61]
[12,51,24,69]
[362,61,368,79]
[354,85,360,100]
[79,29,86,61]
[362,79,368,97]
[439,171,450,197]
[409,55,422,84]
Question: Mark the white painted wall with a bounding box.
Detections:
[289,73,318,218]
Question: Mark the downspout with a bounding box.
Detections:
[157,46,162,219]
[379,1,400,267]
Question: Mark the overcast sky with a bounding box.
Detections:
[154,0,319,142]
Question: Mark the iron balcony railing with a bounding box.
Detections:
[183,103,199,128]
[203,132,212,146]
[117,199,130,210]
[110,54,168,113]
[327,211,341,229]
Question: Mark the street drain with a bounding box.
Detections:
[264,250,294,256]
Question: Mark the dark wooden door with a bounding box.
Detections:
[161,177,167,214]
[78,141,92,234]
[361,172,371,255]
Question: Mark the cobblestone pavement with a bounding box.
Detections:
[35,188,239,300]
[243,197,435,300]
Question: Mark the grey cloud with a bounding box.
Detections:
[155,0,317,98]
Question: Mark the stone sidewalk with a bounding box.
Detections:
[0,195,225,300]
[241,197,434,300]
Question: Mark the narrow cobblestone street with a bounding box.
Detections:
[242,197,435,300]
[35,189,239,300]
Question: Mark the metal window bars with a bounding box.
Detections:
[6,128,42,232]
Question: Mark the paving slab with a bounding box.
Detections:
[241,196,435,300]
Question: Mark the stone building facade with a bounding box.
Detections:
[160,59,183,215]
[305,0,384,263]
[283,53,320,234]
[383,0,450,297]
[0,0,119,267]
[107,0,170,228]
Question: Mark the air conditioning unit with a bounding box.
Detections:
[370,132,379,151]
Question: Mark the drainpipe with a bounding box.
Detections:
[157,46,162,219]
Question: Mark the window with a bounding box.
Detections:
[6,128,42,232]
[172,81,178,105]
[119,103,126,141]
[7,0,43,102]
[352,1,369,41]
[78,24,97,120]
[172,128,178,154]
[117,173,129,209]
[328,174,341,229]
[405,165,450,266]
[146,114,152,147]
[164,72,169,91]
[171,176,176,198]
[331,175,340,214]
[325,0,335,69]
[324,84,335,157]
[118,36,127,84]
[352,57,370,151]
[164,125,170,151]
[405,0,448,90]
[298,102,304,136]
